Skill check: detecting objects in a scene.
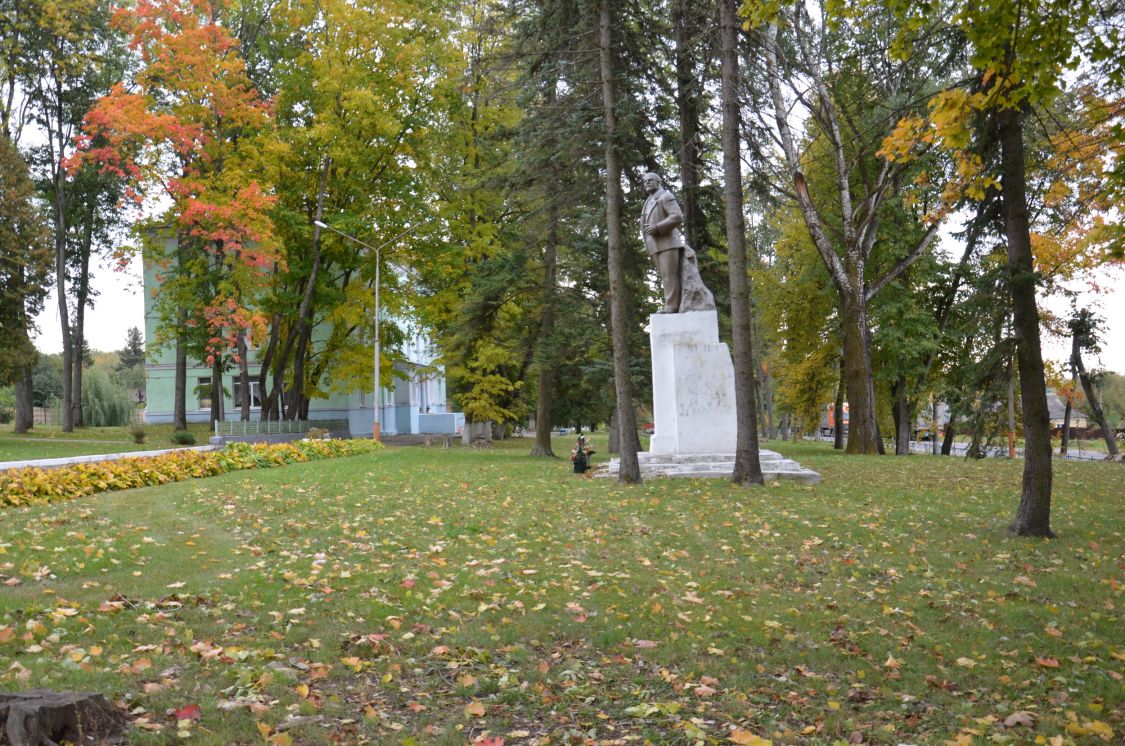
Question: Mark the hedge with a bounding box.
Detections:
[0,439,382,508]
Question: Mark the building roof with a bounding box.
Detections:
[1046,389,1087,421]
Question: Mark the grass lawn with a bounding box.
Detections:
[0,437,1120,745]
[0,423,213,462]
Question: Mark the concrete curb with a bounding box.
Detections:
[0,444,220,473]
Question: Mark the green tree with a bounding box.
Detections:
[0,134,51,433]
[1067,310,1119,456]
[117,326,144,370]
[255,0,458,425]
[880,0,1124,536]
[720,0,763,483]
[80,366,133,427]
[18,0,127,431]
[31,355,63,408]
[748,0,955,454]
[116,325,145,401]
[1099,372,1125,429]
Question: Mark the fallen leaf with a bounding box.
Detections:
[465,700,486,717]
[1003,711,1036,728]
[728,729,772,745]
[174,704,202,721]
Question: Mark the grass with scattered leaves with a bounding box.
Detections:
[0,423,214,462]
[0,437,1120,745]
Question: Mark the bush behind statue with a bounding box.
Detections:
[171,429,196,445]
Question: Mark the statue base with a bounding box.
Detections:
[648,310,737,454]
[601,449,821,482]
[599,310,820,482]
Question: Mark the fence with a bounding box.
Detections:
[806,434,1111,462]
[215,419,349,438]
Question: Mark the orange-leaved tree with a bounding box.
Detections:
[70,0,278,427]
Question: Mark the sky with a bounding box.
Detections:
[31,249,1125,376]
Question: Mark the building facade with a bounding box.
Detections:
[142,251,460,437]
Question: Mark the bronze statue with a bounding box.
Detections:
[640,173,715,313]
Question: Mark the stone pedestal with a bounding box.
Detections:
[599,310,820,483]
[649,310,737,454]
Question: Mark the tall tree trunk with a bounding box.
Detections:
[257,313,280,421]
[833,357,845,449]
[840,295,879,453]
[237,334,251,421]
[1007,361,1017,458]
[675,0,704,252]
[71,320,85,428]
[70,214,93,428]
[999,107,1054,538]
[173,310,187,430]
[941,415,956,455]
[14,362,34,434]
[764,362,776,439]
[720,0,763,484]
[276,158,328,423]
[530,199,559,458]
[209,358,223,428]
[54,184,73,432]
[931,397,940,455]
[893,374,910,455]
[1060,389,1072,455]
[599,0,640,483]
[1073,345,1120,456]
[172,231,190,431]
[288,318,314,420]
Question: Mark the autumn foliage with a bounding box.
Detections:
[68,0,278,364]
[0,439,381,508]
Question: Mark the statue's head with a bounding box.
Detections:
[643,172,661,193]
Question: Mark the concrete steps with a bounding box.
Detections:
[598,449,820,483]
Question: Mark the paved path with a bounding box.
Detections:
[807,436,1114,462]
[0,436,142,446]
[0,444,218,472]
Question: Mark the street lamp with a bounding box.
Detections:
[313,218,431,440]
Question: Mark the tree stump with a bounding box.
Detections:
[0,690,126,746]
[441,434,452,449]
[471,436,492,449]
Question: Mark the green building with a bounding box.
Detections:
[142,249,461,437]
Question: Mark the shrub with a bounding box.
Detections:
[128,413,146,444]
[305,427,330,440]
[170,429,197,445]
[0,438,382,508]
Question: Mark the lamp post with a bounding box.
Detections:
[313,218,430,440]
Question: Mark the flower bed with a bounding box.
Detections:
[0,439,382,508]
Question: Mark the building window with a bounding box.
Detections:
[196,377,211,410]
[232,380,262,409]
